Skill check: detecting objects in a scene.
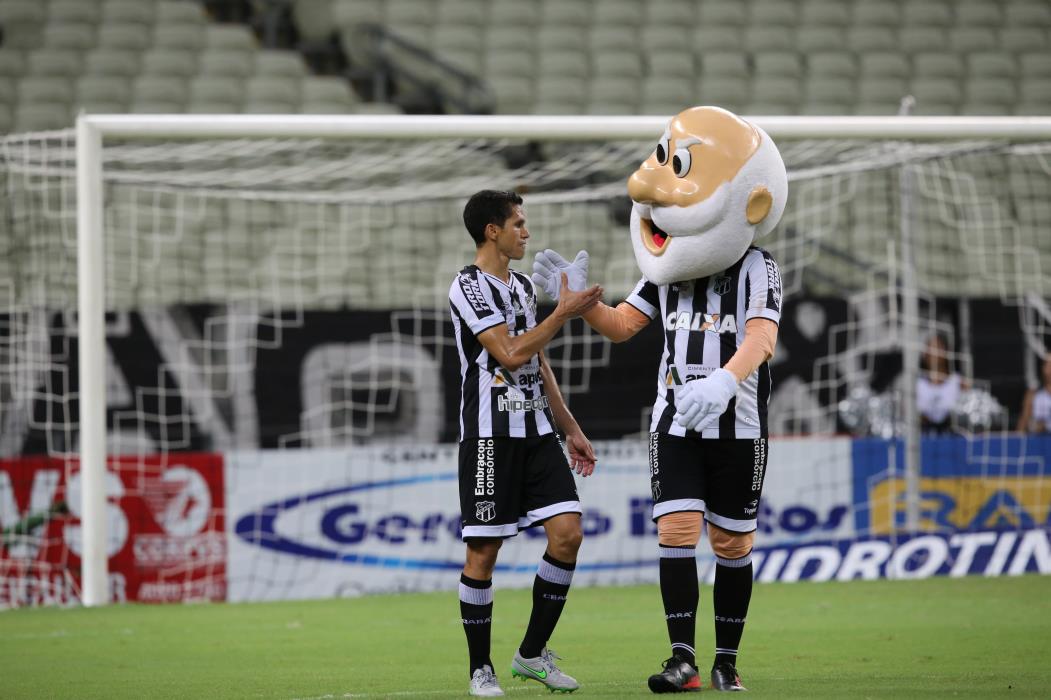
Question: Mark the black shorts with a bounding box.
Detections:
[458,434,581,540]
[648,432,768,533]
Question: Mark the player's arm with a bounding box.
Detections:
[1016,389,1035,433]
[477,274,603,372]
[539,351,596,476]
[581,302,652,343]
[724,318,778,381]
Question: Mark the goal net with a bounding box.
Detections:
[1,116,1049,607]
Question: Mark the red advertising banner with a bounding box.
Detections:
[0,453,226,607]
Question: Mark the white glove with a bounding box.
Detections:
[674,368,739,433]
[531,249,589,301]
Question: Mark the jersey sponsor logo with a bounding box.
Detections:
[497,393,550,413]
[474,439,495,497]
[764,257,782,310]
[713,274,733,296]
[664,312,738,334]
[752,439,766,493]
[458,272,491,314]
[666,366,718,386]
[475,500,496,523]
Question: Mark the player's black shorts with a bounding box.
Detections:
[648,432,768,533]
[458,434,581,540]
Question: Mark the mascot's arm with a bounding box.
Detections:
[582,302,651,343]
[724,318,778,382]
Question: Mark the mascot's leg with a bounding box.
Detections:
[656,511,703,667]
[708,524,756,689]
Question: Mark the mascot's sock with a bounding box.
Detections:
[519,552,575,658]
[459,574,494,675]
[659,545,698,667]
[713,554,753,667]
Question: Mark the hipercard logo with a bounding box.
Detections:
[664,312,737,334]
[497,394,549,413]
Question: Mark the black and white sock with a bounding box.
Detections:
[459,574,494,676]
[713,553,753,668]
[519,552,575,659]
[659,545,698,667]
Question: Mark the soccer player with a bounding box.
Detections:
[449,189,604,697]
[1017,354,1051,433]
[533,107,787,692]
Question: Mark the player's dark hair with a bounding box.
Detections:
[463,190,523,246]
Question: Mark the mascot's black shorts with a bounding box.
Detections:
[458,435,581,540]
[648,432,768,533]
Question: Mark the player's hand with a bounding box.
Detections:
[555,273,603,319]
[564,429,596,477]
[532,249,589,301]
[674,368,739,433]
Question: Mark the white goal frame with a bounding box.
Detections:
[75,114,1051,606]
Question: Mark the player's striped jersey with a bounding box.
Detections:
[1031,388,1051,431]
[448,265,556,440]
[625,246,782,439]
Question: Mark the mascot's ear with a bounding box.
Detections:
[746,186,773,225]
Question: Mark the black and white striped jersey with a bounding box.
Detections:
[625,247,783,439]
[448,265,557,440]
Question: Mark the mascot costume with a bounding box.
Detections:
[533,106,788,693]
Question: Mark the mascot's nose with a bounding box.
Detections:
[627,165,699,207]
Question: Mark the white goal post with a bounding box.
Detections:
[73,114,1051,606]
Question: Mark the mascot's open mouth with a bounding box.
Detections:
[640,217,671,256]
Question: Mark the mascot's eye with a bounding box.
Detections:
[672,147,692,177]
[655,135,670,165]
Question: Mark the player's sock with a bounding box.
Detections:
[659,545,698,667]
[519,552,575,659]
[460,573,494,676]
[713,553,753,667]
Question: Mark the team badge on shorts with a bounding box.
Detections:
[475,500,496,523]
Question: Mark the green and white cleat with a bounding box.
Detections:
[511,648,579,693]
[469,665,504,697]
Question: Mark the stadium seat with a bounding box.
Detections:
[433,26,479,55]
[536,50,588,79]
[484,27,534,52]
[140,49,198,78]
[97,23,153,51]
[17,76,73,104]
[646,50,695,79]
[1015,78,1051,114]
[188,76,245,105]
[844,27,897,52]
[1020,53,1051,78]
[14,103,70,131]
[301,76,358,107]
[0,76,13,104]
[1004,1,1051,28]
[899,28,948,54]
[440,49,482,76]
[800,0,851,27]
[383,0,436,26]
[803,76,855,104]
[962,79,1017,114]
[592,51,644,80]
[0,49,26,79]
[187,99,239,113]
[745,100,797,115]
[695,76,748,111]
[152,24,206,50]
[25,48,81,78]
[40,22,97,51]
[540,0,591,26]
[909,77,963,108]
[535,75,587,107]
[130,100,184,114]
[488,76,533,113]
[700,52,750,80]
[351,102,403,114]
[956,1,1002,27]
[49,0,101,24]
[795,27,848,52]
[255,51,308,78]
[743,26,796,52]
[76,76,131,105]
[640,77,693,106]
[639,26,690,53]
[594,0,644,26]
[589,99,638,115]
[155,1,206,26]
[84,49,139,77]
[198,50,255,79]
[948,28,998,54]
[247,75,301,104]
[691,26,744,52]
[100,0,155,25]
[860,52,911,80]
[331,0,382,28]
[206,25,258,51]
[436,0,487,27]
[484,50,534,79]
[997,28,1047,54]
[0,0,46,25]
[132,76,188,106]
[490,0,537,26]
[243,100,298,114]
[854,100,900,115]
[754,51,803,79]
[799,101,851,116]
[750,0,798,27]
[589,76,631,104]
[913,53,964,80]
[535,26,580,52]
[293,0,336,41]
[857,76,907,104]
[588,26,638,53]
[851,0,900,26]
[532,100,584,115]
[807,52,858,79]
[967,53,1017,80]
[902,0,953,27]
[645,0,695,26]
[750,76,800,109]
[698,0,748,27]
[75,99,127,116]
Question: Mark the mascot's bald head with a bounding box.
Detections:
[627,106,787,285]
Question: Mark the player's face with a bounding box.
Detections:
[495,205,529,260]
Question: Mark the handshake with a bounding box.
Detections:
[531,248,738,433]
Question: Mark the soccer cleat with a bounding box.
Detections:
[469,665,504,697]
[511,647,579,693]
[710,661,747,691]
[647,656,701,693]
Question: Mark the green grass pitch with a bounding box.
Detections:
[3,575,1050,698]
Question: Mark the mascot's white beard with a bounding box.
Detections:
[628,129,787,286]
